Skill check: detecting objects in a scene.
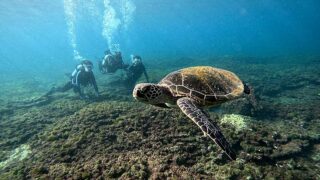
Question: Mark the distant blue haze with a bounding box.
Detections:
[0,0,319,76]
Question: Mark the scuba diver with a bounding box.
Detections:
[124,55,149,89]
[46,60,99,99]
[98,50,129,74]
[7,60,100,109]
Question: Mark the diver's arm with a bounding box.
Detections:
[75,86,85,99]
[90,72,99,95]
[75,71,85,98]
[122,63,129,70]
[117,56,127,69]
[71,69,78,79]
[98,60,106,74]
[127,65,133,72]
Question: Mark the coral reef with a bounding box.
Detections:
[0,56,319,179]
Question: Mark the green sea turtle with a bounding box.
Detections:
[133,66,251,160]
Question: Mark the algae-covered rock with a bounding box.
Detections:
[271,140,309,159]
[0,144,31,170]
[310,144,320,162]
[1,56,320,179]
[30,165,49,176]
[220,114,252,132]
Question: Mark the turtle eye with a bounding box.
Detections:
[142,86,150,93]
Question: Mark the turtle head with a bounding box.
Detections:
[133,83,171,105]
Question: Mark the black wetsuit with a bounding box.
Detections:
[125,61,149,88]
[99,53,128,74]
[47,64,99,98]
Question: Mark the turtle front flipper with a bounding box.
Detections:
[177,97,236,160]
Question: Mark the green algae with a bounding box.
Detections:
[220,114,251,132]
[0,144,31,170]
[0,56,320,179]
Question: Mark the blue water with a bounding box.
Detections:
[1,0,320,77]
[1,1,320,178]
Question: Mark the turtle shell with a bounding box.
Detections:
[159,66,244,106]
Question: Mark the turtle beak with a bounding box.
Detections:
[133,83,154,103]
[133,89,144,99]
[136,90,145,98]
[133,86,146,101]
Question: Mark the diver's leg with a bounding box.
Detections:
[45,88,56,96]
[73,85,86,99]
[45,82,73,96]
[57,82,73,92]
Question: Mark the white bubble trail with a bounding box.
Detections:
[64,0,83,61]
[102,0,136,49]
[121,0,136,30]
[102,0,121,48]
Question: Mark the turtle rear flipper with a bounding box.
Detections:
[177,97,236,160]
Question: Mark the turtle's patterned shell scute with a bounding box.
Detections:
[159,66,244,106]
